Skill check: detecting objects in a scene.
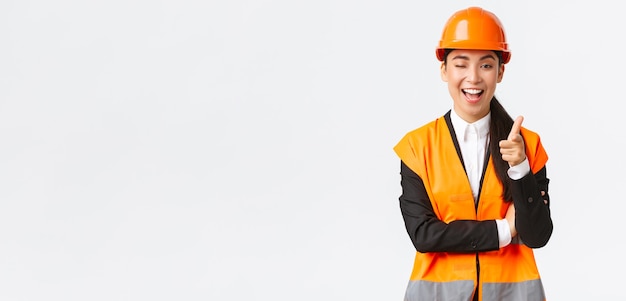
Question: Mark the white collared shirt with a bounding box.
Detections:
[450,110,491,201]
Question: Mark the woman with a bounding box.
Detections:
[393,7,553,301]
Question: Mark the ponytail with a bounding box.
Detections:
[489,97,514,202]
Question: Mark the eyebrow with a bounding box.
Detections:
[451,54,497,61]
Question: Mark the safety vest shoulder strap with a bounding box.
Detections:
[520,127,548,174]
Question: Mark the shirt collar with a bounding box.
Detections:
[450,109,491,141]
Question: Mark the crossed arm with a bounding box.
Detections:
[398,161,552,253]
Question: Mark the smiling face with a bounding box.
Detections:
[441,49,505,123]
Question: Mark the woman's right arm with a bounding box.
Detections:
[399,161,500,253]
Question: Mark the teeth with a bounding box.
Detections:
[463,89,482,94]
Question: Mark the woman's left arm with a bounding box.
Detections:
[511,166,553,248]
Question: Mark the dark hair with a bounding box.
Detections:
[489,98,515,202]
[443,49,515,201]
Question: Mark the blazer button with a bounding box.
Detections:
[471,241,477,249]
[528,197,533,203]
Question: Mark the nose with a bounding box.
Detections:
[466,66,481,83]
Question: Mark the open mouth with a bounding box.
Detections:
[463,89,483,102]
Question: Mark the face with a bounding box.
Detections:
[441,49,505,123]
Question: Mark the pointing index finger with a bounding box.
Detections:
[508,115,524,140]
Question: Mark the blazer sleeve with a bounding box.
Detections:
[511,166,553,248]
[399,161,500,253]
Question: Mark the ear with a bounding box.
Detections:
[440,63,448,82]
[497,64,505,83]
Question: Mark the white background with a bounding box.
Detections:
[0,0,622,300]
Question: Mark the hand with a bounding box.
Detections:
[499,116,526,167]
[505,203,517,237]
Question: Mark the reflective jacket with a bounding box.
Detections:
[394,112,551,301]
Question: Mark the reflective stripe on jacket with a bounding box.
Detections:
[394,115,548,301]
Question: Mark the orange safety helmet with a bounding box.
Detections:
[435,7,511,64]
